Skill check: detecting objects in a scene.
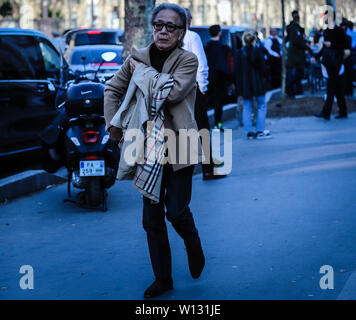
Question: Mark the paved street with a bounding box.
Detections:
[1,113,356,300]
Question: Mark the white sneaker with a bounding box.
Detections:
[255,130,272,140]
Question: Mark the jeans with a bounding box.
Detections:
[242,95,267,133]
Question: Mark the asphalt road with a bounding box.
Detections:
[1,114,356,300]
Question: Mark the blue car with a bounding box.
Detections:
[69,44,123,82]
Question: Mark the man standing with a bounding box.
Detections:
[104,3,205,298]
[264,28,282,89]
[183,8,226,181]
[286,10,309,98]
[205,24,230,130]
[314,10,349,120]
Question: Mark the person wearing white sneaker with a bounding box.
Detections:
[234,31,272,140]
[255,130,272,139]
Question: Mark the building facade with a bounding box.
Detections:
[0,0,355,38]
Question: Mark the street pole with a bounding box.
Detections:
[281,0,287,104]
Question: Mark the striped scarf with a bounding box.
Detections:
[133,76,174,203]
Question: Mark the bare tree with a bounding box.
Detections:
[123,0,155,60]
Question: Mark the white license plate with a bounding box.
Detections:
[79,160,105,176]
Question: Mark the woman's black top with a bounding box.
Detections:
[149,44,176,73]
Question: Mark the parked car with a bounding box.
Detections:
[0,28,62,160]
[69,44,123,82]
[73,28,124,46]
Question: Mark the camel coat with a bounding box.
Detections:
[104,43,203,171]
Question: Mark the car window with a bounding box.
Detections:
[74,32,118,46]
[0,35,46,80]
[190,28,231,48]
[70,48,123,65]
[39,39,60,80]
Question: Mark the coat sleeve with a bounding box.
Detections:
[191,32,209,94]
[104,55,132,131]
[165,53,198,104]
[235,50,243,96]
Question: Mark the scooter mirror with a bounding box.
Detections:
[101,52,117,62]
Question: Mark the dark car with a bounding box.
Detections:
[0,28,61,159]
[69,44,123,82]
[73,28,124,46]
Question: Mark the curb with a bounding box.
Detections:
[0,168,67,204]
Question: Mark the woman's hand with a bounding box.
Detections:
[109,126,123,141]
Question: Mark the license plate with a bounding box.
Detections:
[79,160,105,176]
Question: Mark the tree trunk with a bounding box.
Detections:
[123,0,155,60]
[280,0,287,103]
[326,0,335,9]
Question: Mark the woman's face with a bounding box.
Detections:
[152,9,184,51]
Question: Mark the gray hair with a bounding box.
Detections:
[151,3,187,47]
[184,8,192,21]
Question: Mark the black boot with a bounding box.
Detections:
[314,112,330,120]
[186,237,205,279]
[334,113,348,119]
[144,277,173,298]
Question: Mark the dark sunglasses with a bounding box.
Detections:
[152,22,183,33]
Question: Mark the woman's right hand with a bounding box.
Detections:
[109,126,123,141]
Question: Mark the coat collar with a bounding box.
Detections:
[131,43,184,73]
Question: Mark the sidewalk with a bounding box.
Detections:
[1,113,356,299]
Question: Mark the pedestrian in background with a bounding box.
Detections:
[314,10,349,120]
[286,10,310,98]
[234,31,272,140]
[104,3,205,299]
[183,8,227,181]
[264,28,282,89]
[205,24,231,131]
[341,18,354,97]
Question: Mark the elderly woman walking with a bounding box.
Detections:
[104,3,205,298]
[235,31,272,139]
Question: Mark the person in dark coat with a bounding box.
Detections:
[286,10,310,98]
[265,28,282,89]
[314,10,349,120]
[234,31,272,140]
[341,19,354,97]
[205,24,230,130]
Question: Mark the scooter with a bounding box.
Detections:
[40,51,119,211]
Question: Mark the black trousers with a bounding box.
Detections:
[286,67,304,97]
[194,90,214,175]
[209,86,226,126]
[142,164,199,280]
[269,57,281,89]
[322,69,347,117]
